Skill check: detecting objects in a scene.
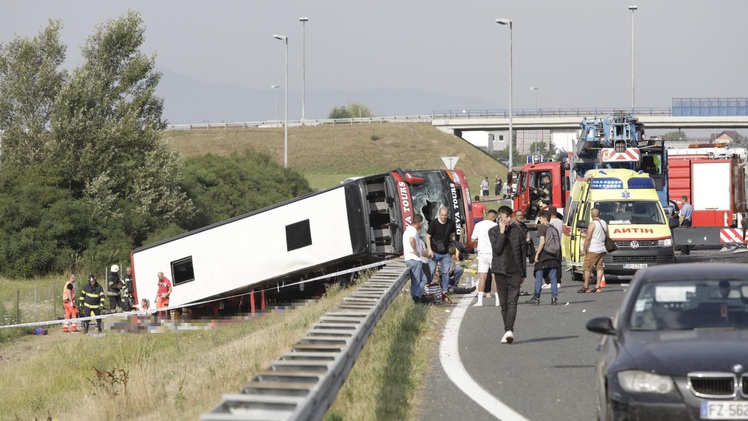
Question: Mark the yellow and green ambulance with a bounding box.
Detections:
[562,168,678,281]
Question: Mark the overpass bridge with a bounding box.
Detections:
[431,107,748,134]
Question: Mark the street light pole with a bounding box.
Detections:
[299,17,308,120]
[497,18,513,170]
[271,84,279,121]
[629,5,638,111]
[273,34,289,167]
[530,86,539,110]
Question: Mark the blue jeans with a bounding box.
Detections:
[450,264,464,286]
[429,253,452,291]
[406,259,427,300]
[534,267,558,298]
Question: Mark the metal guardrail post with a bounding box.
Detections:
[201,259,410,421]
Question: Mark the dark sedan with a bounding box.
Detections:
[586,263,748,421]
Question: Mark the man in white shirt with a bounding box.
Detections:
[471,209,498,306]
[403,214,428,302]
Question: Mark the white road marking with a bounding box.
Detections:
[439,295,530,421]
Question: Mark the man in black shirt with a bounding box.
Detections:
[426,206,456,292]
[489,205,526,344]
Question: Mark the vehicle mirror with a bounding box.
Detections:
[668,218,679,229]
[586,317,616,335]
[577,220,588,229]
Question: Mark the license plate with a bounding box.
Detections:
[623,263,648,269]
[701,401,748,419]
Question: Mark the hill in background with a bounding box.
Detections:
[163,123,507,191]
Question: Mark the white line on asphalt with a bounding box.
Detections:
[439,294,530,421]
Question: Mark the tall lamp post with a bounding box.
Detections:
[299,17,308,120]
[530,86,539,110]
[629,5,638,111]
[497,18,513,170]
[271,84,280,121]
[273,34,289,168]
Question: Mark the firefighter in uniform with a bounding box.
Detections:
[62,274,79,333]
[121,265,134,311]
[79,274,106,334]
[107,264,123,312]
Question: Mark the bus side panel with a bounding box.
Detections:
[131,187,357,307]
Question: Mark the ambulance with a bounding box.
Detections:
[562,168,678,281]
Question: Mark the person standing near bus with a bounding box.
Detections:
[155,272,173,318]
[79,274,105,334]
[427,207,456,293]
[472,195,486,225]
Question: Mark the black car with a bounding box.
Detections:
[586,263,748,421]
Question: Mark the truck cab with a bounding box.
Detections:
[512,161,569,220]
[562,169,678,281]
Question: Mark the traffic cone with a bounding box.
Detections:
[600,273,607,288]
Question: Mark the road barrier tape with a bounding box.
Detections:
[0,260,389,331]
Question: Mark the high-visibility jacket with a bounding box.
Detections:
[79,281,105,309]
[107,273,122,297]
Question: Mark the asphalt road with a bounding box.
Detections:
[417,247,748,421]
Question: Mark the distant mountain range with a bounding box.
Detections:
[156,69,496,124]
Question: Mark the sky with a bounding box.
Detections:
[2,0,748,124]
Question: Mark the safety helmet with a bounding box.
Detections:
[111,264,119,273]
[88,274,96,282]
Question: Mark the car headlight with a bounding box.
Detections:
[617,370,674,394]
[658,238,672,247]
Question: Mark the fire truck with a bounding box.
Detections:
[511,112,668,222]
[667,144,748,248]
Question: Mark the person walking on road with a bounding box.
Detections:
[404,215,429,302]
[427,207,456,293]
[543,205,564,288]
[679,195,693,255]
[489,205,526,344]
[471,209,498,307]
[579,208,607,294]
[62,274,79,333]
[526,210,561,305]
[79,274,105,334]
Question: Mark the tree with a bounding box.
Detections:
[527,141,557,161]
[180,151,313,230]
[327,103,373,119]
[662,131,688,143]
[0,20,67,167]
[50,10,194,243]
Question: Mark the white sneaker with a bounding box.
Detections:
[542,283,551,289]
[473,301,483,307]
[501,330,514,344]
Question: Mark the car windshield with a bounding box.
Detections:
[629,279,748,330]
[595,201,665,225]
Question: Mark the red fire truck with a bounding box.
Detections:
[667,144,748,247]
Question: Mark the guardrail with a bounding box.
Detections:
[166,115,433,131]
[201,258,409,421]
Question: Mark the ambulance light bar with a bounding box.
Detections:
[590,178,624,189]
[627,178,656,189]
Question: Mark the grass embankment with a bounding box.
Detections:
[163,123,506,190]
[0,275,444,420]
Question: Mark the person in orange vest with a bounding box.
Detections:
[62,274,79,333]
[155,272,173,318]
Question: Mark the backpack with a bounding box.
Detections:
[544,225,561,256]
